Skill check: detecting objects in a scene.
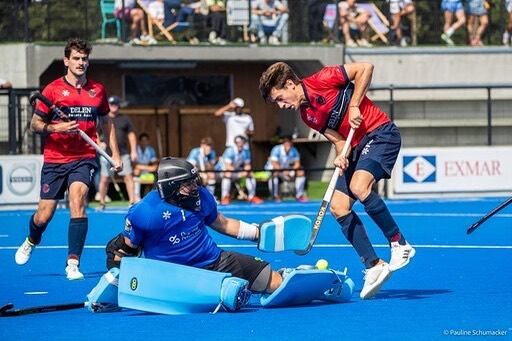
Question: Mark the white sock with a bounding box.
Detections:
[446,27,455,37]
[295,176,306,198]
[246,177,256,198]
[221,178,231,198]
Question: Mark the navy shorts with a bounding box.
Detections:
[40,158,98,200]
[205,251,270,289]
[336,122,401,199]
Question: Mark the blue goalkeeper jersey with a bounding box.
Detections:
[123,188,221,268]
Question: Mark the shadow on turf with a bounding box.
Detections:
[375,289,452,300]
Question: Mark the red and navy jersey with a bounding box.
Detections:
[35,77,109,163]
[300,65,390,147]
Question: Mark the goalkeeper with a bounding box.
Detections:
[106,156,282,294]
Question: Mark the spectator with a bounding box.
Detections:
[308,0,330,43]
[218,135,263,205]
[338,0,372,47]
[114,0,156,45]
[133,132,159,201]
[206,0,228,44]
[251,0,289,45]
[0,78,12,89]
[162,0,200,44]
[440,0,466,46]
[265,136,308,202]
[466,0,488,46]
[97,95,138,209]
[387,0,416,47]
[148,0,165,25]
[187,136,218,197]
[214,97,254,149]
[505,0,512,46]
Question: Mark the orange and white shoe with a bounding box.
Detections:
[221,196,231,205]
[248,196,264,204]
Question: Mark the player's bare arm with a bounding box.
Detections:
[324,128,351,170]
[213,102,235,117]
[344,62,374,129]
[210,213,260,241]
[30,113,78,134]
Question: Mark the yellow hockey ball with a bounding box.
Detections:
[315,259,329,270]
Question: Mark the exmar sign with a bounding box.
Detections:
[0,155,42,205]
[391,147,512,197]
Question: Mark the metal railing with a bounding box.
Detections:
[0,88,41,155]
[0,0,509,45]
[369,83,512,146]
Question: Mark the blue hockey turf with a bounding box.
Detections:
[0,198,511,339]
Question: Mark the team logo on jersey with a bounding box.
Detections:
[88,89,97,98]
[162,210,171,220]
[62,90,70,97]
[306,114,318,124]
[316,96,326,105]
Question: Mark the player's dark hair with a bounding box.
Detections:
[139,132,149,140]
[259,62,301,102]
[64,38,92,58]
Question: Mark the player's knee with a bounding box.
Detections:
[266,270,283,294]
[330,200,351,218]
[349,182,371,201]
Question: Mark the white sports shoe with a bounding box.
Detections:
[360,262,392,300]
[65,259,84,281]
[389,241,416,272]
[15,238,35,265]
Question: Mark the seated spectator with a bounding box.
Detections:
[466,0,488,46]
[133,132,159,201]
[0,78,12,89]
[505,0,512,46]
[338,0,372,47]
[206,0,228,44]
[162,0,200,44]
[187,136,218,197]
[148,0,165,25]
[440,0,466,46]
[114,0,156,45]
[218,135,263,205]
[251,0,289,45]
[265,136,308,202]
[387,0,416,46]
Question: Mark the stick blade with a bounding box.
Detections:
[0,303,14,315]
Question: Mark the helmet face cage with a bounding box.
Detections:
[157,158,202,211]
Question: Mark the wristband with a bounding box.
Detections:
[237,220,258,241]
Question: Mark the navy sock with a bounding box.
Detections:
[28,214,48,245]
[337,212,378,269]
[68,217,88,260]
[361,191,403,244]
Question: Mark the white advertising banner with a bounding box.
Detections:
[0,155,42,205]
[389,146,512,198]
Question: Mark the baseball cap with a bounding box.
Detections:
[233,97,245,108]
[108,96,122,105]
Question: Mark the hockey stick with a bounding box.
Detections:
[0,301,118,317]
[29,91,116,168]
[295,128,355,255]
[467,197,512,235]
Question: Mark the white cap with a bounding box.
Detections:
[233,97,245,108]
